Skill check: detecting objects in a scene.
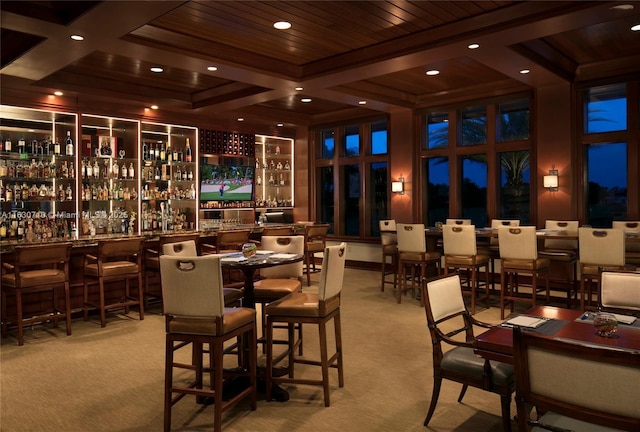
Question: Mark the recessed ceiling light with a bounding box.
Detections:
[150,105,159,110]
[295,87,303,91]
[426,70,440,76]
[273,21,292,30]
[468,43,480,49]
[237,118,244,122]
[520,69,531,74]
[54,91,63,96]
[611,4,634,10]
[207,66,218,71]
[70,34,84,41]
[358,100,367,105]
[277,123,284,127]
[301,98,312,103]
[632,24,640,31]
[150,67,164,73]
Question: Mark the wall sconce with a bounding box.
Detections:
[543,167,559,191]
[392,176,405,195]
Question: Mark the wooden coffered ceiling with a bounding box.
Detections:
[1,1,639,136]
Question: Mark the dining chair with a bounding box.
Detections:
[303,223,330,286]
[538,220,578,307]
[445,218,471,225]
[265,242,347,407]
[578,227,628,310]
[160,254,257,432]
[253,235,304,353]
[144,232,201,309]
[599,270,640,314]
[396,223,441,304]
[1,242,73,346]
[512,326,640,432]
[83,237,145,327]
[612,221,640,268]
[379,219,398,292]
[498,226,550,319]
[442,224,490,314]
[261,226,293,236]
[479,219,520,290]
[421,274,514,431]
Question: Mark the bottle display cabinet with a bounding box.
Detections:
[0,106,79,241]
[141,122,198,233]
[254,135,294,212]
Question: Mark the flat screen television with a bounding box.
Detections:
[200,164,255,201]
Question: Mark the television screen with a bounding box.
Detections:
[200,164,254,201]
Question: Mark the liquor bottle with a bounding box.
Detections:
[4,137,11,152]
[43,161,51,178]
[81,159,86,179]
[172,145,178,162]
[46,136,54,155]
[175,166,181,181]
[65,131,74,156]
[154,165,160,180]
[32,138,40,155]
[154,142,160,160]
[57,184,65,201]
[18,137,26,154]
[128,163,134,179]
[166,142,172,162]
[54,137,61,155]
[160,141,166,162]
[61,161,68,178]
[142,141,148,160]
[0,180,4,202]
[0,218,6,238]
[112,160,119,179]
[185,138,192,162]
[69,162,75,179]
[188,169,193,181]
[66,184,73,201]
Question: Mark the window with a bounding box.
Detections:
[498,99,529,142]
[461,106,486,146]
[461,155,487,227]
[343,125,360,156]
[371,121,388,155]
[321,129,334,159]
[318,166,334,231]
[425,157,449,224]
[585,84,627,134]
[426,112,449,149]
[500,151,530,222]
[586,142,627,226]
[369,162,388,236]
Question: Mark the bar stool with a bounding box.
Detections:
[379,219,398,292]
[478,219,520,290]
[498,226,549,319]
[1,242,73,346]
[538,220,578,307]
[160,254,257,432]
[397,223,441,304]
[303,224,330,286]
[578,227,628,310]
[612,221,640,268]
[442,224,490,314]
[83,237,145,327]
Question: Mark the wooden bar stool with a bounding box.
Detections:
[379,219,398,292]
[397,223,441,304]
[538,220,578,307]
[303,224,330,286]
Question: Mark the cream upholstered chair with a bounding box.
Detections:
[253,235,304,352]
[265,242,347,407]
[422,274,514,431]
[160,254,257,432]
[578,227,627,310]
[261,226,292,236]
[445,218,471,225]
[1,242,73,346]
[379,219,398,292]
[83,237,145,327]
[513,326,640,432]
[498,226,550,319]
[479,219,520,290]
[612,221,640,268]
[396,223,441,304]
[442,224,490,314]
[538,220,579,307]
[303,224,330,286]
[600,270,640,314]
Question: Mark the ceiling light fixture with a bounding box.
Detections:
[295,87,303,91]
[207,66,218,71]
[70,34,84,41]
[54,91,63,96]
[273,21,292,30]
[468,43,480,49]
[150,105,159,110]
[301,98,312,103]
[632,24,640,31]
[237,118,244,122]
[426,70,440,76]
[150,67,164,73]
[611,4,634,10]
[520,69,531,74]
[358,100,367,105]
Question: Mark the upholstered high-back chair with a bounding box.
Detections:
[600,270,640,314]
[396,223,441,304]
[445,218,471,225]
[160,254,257,432]
[513,326,640,432]
[83,237,145,327]
[379,219,398,292]
[612,221,640,267]
[538,220,579,307]
[265,243,347,407]
[478,219,520,290]
[442,224,490,314]
[498,226,549,319]
[578,227,627,310]
[1,242,73,346]
[421,274,514,431]
[303,223,330,286]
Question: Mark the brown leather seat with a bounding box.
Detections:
[265,243,347,406]
[160,255,256,432]
[1,242,73,346]
[83,237,145,327]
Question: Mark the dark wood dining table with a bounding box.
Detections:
[473,305,640,364]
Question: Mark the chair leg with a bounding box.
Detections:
[99,278,106,328]
[334,312,344,388]
[500,270,506,320]
[380,256,386,292]
[424,377,442,426]
[214,338,224,432]
[318,319,330,407]
[1,290,7,338]
[500,394,513,432]
[265,318,274,402]
[457,384,468,402]
[16,290,24,346]
[164,336,174,432]
[137,272,145,321]
[64,282,72,336]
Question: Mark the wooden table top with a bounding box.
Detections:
[473,305,640,364]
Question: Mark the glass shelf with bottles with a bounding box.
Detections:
[255,134,294,209]
[1,106,78,243]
